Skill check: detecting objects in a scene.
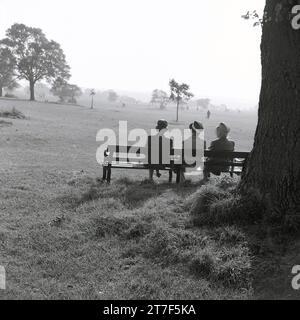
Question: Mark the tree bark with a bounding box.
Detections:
[29,80,35,101]
[240,0,300,216]
[0,86,2,97]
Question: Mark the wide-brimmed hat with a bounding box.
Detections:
[189,121,204,132]
[217,122,230,137]
[156,119,168,130]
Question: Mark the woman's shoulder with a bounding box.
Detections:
[210,138,235,151]
[209,139,218,147]
[228,139,235,147]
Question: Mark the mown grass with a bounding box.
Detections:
[1,171,299,300]
[0,173,255,300]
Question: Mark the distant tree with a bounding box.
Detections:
[241,10,263,27]
[0,45,17,97]
[51,78,82,104]
[120,96,138,105]
[67,84,82,104]
[196,98,210,110]
[107,90,118,103]
[1,23,70,101]
[151,89,169,109]
[90,89,96,109]
[51,78,68,102]
[35,82,51,101]
[220,104,229,112]
[169,79,193,122]
[2,81,19,98]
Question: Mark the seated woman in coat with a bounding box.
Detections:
[181,121,205,181]
[203,122,235,180]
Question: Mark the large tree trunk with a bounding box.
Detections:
[0,86,2,97]
[29,80,35,101]
[240,0,300,216]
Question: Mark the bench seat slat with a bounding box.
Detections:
[102,145,250,183]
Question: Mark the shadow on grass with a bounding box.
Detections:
[186,177,300,300]
[54,173,300,299]
[73,177,202,209]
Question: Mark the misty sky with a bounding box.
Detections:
[0,0,265,106]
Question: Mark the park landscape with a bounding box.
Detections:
[1,0,300,301]
[0,97,298,300]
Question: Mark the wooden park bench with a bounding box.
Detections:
[204,150,250,178]
[101,145,249,184]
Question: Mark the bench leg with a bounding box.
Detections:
[176,169,181,184]
[149,169,154,181]
[168,170,173,183]
[202,166,210,182]
[230,166,234,178]
[107,165,112,184]
[102,166,107,181]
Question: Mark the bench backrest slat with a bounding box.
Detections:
[204,150,249,158]
[107,146,146,163]
[106,145,250,165]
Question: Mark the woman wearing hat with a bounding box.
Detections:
[180,121,205,182]
[203,122,235,180]
[148,119,173,181]
[156,119,168,131]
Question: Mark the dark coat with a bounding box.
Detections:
[209,137,235,152]
[206,137,235,175]
[147,132,173,166]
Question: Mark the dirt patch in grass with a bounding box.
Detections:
[0,107,26,119]
[0,120,13,127]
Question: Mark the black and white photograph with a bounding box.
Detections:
[0,0,300,305]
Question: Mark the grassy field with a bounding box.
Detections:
[0,98,298,300]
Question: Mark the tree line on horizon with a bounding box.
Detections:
[0,23,218,118]
[0,23,210,118]
[0,23,140,106]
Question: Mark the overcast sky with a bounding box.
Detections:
[0,0,265,106]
